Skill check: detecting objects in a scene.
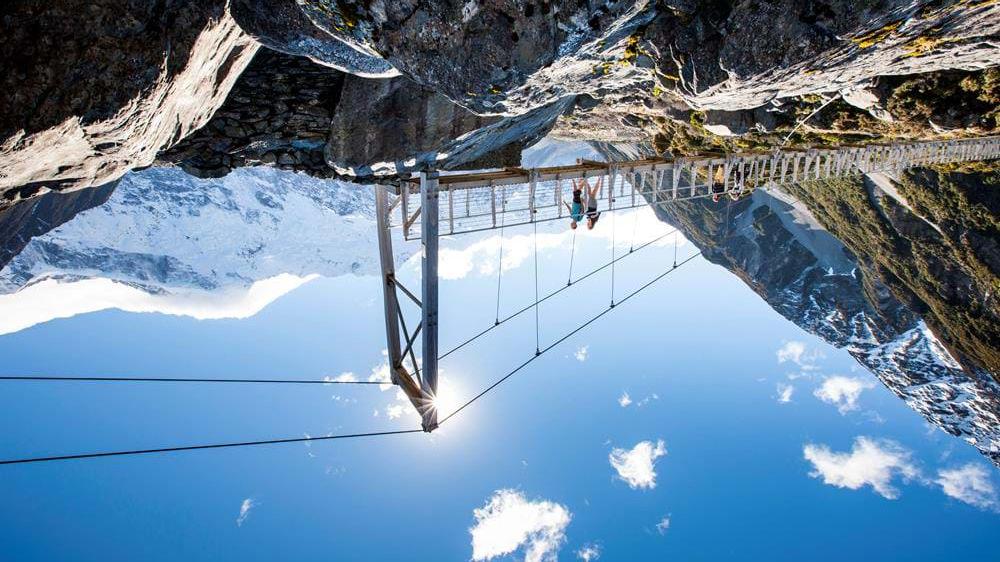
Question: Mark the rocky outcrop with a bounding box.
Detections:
[159,48,527,178]
[159,49,344,178]
[325,74,501,175]
[230,0,399,77]
[664,0,1000,111]
[3,0,999,206]
[0,1,259,207]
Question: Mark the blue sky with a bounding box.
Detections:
[0,202,997,561]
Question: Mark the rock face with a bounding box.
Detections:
[160,49,345,178]
[160,48,525,178]
[663,0,1000,111]
[231,0,399,77]
[0,0,259,206]
[325,74,502,175]
[3,0,1000,206]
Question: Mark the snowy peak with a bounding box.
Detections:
[0,166,414,332]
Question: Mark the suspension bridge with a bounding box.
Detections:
[1,135,997,464]
[375,135,1000,431]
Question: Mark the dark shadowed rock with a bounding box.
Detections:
[0,0,258,208]
[160,49,345,178]
[325,75,499,174]
[231,0,399,77]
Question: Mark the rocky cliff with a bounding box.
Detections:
[3,0,999,208]
[0,0,258,205]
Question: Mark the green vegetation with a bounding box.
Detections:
[851,21,901,49]
[655,68,999,157]
[781,167,1000,375]
[885,68,1000,131]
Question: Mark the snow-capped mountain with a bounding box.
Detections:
[649,184,1000,467]
[0,166,414,333]
[0,137,598,334]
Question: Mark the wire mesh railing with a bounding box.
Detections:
[383,136,1000,240]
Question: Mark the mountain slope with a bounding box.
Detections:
[0,166,413,331]
[646,176,1000,467]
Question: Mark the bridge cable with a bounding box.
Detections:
[438,250,703,427]
[0,240,691,466]
[0,376,387,386]
[0,428,423,466]
[723,194,733,240]
[438,227,677,361]
[673,232,678,268]
[629,204,640,254]
[610,177,617,308]
[495,186,507,325]
[567,229,577,286]
[533,216,541,355]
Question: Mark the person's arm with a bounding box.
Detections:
[563,201,573,212]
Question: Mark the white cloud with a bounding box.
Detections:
[776,341,823,370]
[576,543,601,561]
[365,351,399,392]
[936,463,999,511]
[470,489,571,562]
[636,393,659,407]
[803,437,918,499]
[619,392,658,408]
[0,274,317,336]
[609,439,667,490]
[325,372,357,383]
[776,382,794,404]
[655,516,671,535]
[574,346,589,362]
[813,376,875,414]
[385,404,406,419]
[236,498,256,527]
[776,341,806,364]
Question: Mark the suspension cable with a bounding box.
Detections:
[438,251,702,426]
[567,229,577,286]
[438,228,676,360]
[673,231,678,268]
[0,375,386,385]
[610,188,617,308]
[0,428,423,466]
[495,186,507,325]
[533,217,541,355]
[629,207,640,253]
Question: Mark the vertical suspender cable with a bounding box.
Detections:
[610,171,616,308]
[629,202,639,254]
[673,232,678,268]
[533,215,541,356]
[567,229,577,286]
[723,195,732,240]
[494,183,506,325]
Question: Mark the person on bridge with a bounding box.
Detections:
[564,181,586,229]
[711,167,725,203]
[584,176,603,229]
